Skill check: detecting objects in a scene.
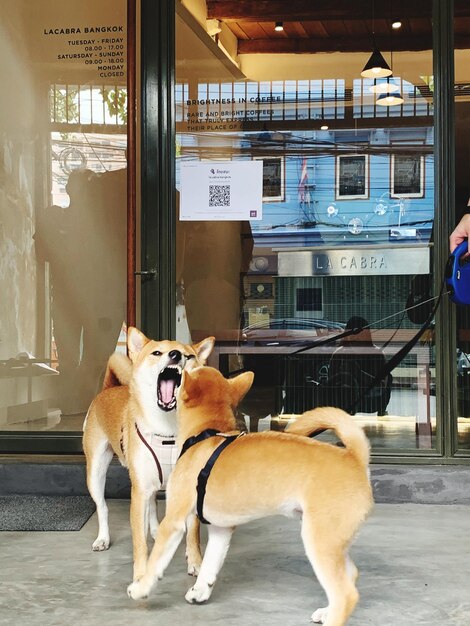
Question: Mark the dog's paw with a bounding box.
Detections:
[311,607,328,623]
[127,580,150,601]
[92,537,110,551]
[186,560,201,577]
[186,548,202,577]
[185,583,212,604]
[132,569,146,583]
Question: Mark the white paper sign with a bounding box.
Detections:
[180,161,263,221]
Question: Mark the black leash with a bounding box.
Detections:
[289,286,447,358]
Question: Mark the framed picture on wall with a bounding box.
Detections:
[391,154,425,198]
[335,154,369,200]
[253,156,285,201]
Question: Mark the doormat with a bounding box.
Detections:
[0,495,95,531]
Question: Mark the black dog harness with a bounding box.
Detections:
[179,428,244,524]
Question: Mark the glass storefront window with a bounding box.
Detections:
[174,1,435,451]
[0,0,128,440]
[2,1,468,458]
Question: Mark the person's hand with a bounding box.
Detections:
[449,214,470,253]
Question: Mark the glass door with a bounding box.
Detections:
[173,0,438,453]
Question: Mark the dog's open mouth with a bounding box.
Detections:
[157,366,182,411]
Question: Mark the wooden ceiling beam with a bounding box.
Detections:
[238,36,439,54]
[238,34,470,54]
[207,0,469,22]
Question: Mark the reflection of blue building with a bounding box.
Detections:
[250,126,434,248]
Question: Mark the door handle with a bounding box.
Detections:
[134,269,157,280]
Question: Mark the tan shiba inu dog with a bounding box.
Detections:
[82,328,214,581]
[127,366,373,626]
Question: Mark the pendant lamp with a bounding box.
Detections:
[369,77,400,94]
[361,48,392,79]
[376,91,404,106]
[361,0,392,79]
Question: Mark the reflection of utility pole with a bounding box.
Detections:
[298,159,317,225]
[299,186,317,225]
[305,188,311,210]
[395,199,405,227]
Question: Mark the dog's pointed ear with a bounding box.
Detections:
[180,369,194,402]
[229,371,254,407]
[193,336,215,364]
[127,327,149,363]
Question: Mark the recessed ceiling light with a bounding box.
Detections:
[320,125,329,130]
[274,21,284,32]
[392,20,402,29]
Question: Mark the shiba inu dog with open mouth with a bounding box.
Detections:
[127,365,373,626]
[82,327,214,581]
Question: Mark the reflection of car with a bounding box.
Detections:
[241,318,346,405]
[242,317,346,343]
[240,318,392,415]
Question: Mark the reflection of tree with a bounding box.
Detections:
[50,86,79,124]
[100,88,128,124]
[50,84,128,126]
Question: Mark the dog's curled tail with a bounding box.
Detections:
[102,352,132,390]
[286,407,370,468]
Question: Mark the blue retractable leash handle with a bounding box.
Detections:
[446,240,470,305]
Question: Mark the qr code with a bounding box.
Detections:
[209,184,230,207]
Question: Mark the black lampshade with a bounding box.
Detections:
[361,47,392,78]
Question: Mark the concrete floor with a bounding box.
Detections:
[1,501,470,626]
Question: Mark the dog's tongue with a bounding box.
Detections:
[160,379,176,405]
